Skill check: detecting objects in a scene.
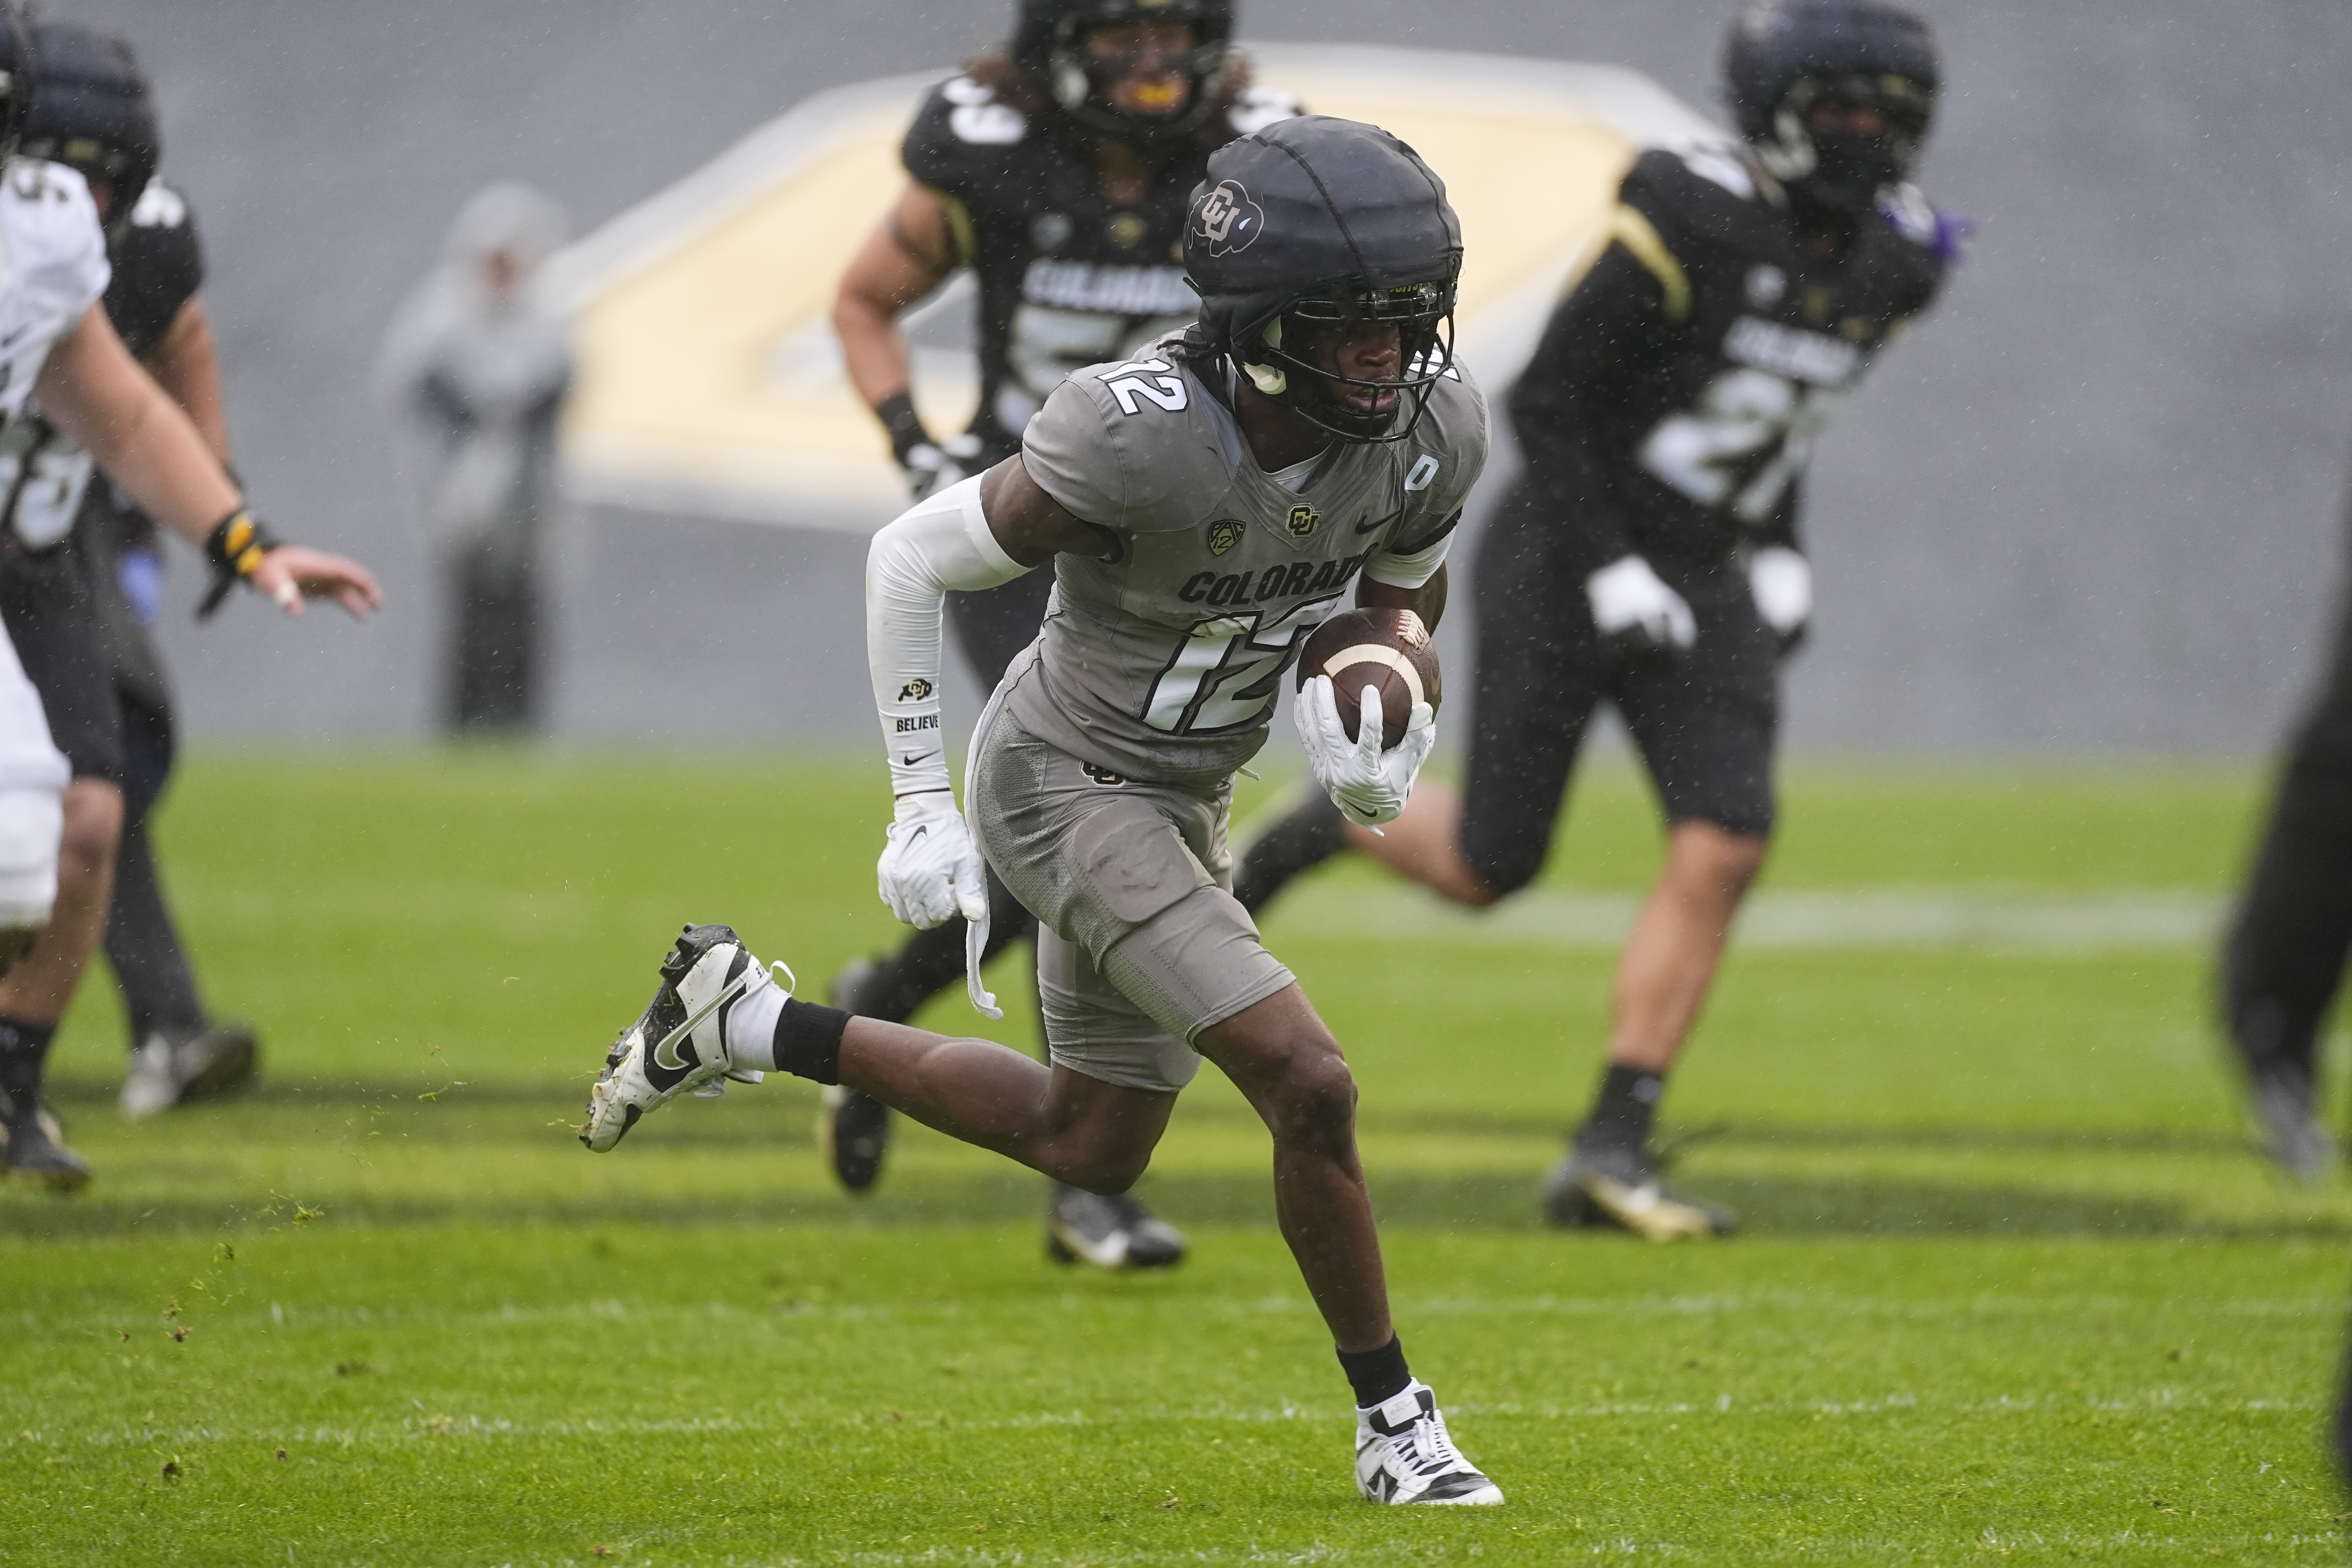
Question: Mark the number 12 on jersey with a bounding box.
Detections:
[1143,595,1339,735]
[1098,358,1189,417]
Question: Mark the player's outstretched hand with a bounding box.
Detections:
[251,545,383,620]
[1586,554,1696,655]
[877,792,990,929]
[1296,675,1437,829]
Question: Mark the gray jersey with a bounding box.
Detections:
[1004,335,1487,786]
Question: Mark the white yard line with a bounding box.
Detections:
[1259,883,2226,952]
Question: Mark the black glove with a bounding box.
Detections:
[876,391,973,502]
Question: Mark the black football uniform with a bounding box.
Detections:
[1461,145,1947,891]
[899,73,1296,689]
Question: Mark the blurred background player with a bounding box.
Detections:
[13,20,263,1119]
[2221,466,2352,1181]
[379,182,574,734]
[0,6,382,1189]
[822,0,1294,1268]
[1231,0,1955,1238]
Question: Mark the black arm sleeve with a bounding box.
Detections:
[1504,241,1666,575]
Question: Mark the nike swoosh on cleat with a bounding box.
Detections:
[653,1029,693,1074]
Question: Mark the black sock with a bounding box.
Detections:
[0,1015,57,1118]
[1234,791,1348,913]
[1576,1064,1665,1156]
[769,999,848,1086]
[1338,1334,1412,1409]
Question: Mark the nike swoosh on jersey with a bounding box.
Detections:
[1353,512,1399,535]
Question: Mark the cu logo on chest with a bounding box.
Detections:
[1206,519,1245,557]
[1287,504,1319,539]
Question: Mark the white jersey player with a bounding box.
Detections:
[0,8,381,1189]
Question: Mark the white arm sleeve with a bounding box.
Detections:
[866,474,1031,801]
[1362,526,1455,590]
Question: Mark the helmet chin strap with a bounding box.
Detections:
[1242,318,1289,396]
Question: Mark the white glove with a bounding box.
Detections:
[1748,546,1812,649]
[877,791,990,930]
[1586,554,1696,653]
[1294,676,1438,829]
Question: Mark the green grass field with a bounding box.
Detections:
[4,750,2347,1564]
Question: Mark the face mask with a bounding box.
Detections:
[1802,130,1908,209]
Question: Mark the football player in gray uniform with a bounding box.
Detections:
[824,0,1296,1268]
[583,117,1501,1507]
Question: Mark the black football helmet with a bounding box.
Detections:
[1185,116,1461,444]
[0,4,33,167]
[1724,0,1937,211]
[20,21,158,233]
[1013,0,1232,143]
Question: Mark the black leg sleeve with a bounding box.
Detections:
[1232,790,1347,914]
[851,868,1038,1025]
[1457,486,1602,897]
[2223,728,2352,1074]
[106,815,207,1046]
[105,697,205,1046]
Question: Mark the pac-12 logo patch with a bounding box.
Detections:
[1207,519,1245,555]
[1192,181,1264,256]
[897,678,934,701]
[1286,504,1319,539]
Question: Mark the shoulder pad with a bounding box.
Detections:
[129,180,190,231]
[1622,146,1779,212]
[2,160,109,308]
[1026,353,1232,534]
[902,76,1030,197]
[1226,85,1299,138]
[1677,146,1759,201]
[939,75,1027,145]
[1619,146,1785,262]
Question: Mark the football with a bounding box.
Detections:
[1295,608,1443,749]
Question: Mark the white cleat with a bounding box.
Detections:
[1355,1381,1504,1506]
[119,1022,260,1120]
[580,923,779,1152]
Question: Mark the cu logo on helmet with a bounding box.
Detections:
[1192,181,1264,256]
